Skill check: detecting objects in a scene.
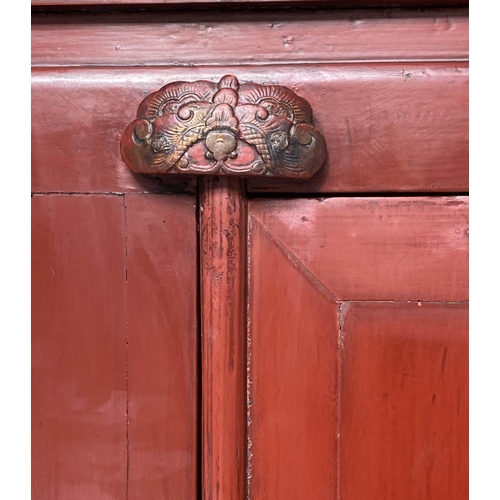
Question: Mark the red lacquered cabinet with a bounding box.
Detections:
[32,1,468,498]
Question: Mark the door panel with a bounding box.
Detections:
[340,301,468,500]
[32,193,198,499]
[248,197,468,499]
[125,194,198,499]
[248,217,339,499]
[32,194,128,499]
[250,197,468,301]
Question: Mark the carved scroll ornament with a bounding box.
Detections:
[121,75,326,178]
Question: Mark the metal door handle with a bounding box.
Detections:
[121,74,326,179]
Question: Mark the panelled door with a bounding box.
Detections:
[32,2,468,499]
[247,196,468,499]
[32,194,199,498]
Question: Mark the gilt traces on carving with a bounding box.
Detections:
[121,75,326,178]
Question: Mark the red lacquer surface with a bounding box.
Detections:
[200,177,247,500]
[250,197,468,301]
[340,302,468,499]
[248,216,339,499]
[32,194,127,499]
[32,10,468,67]
[32,193,199,499]
[32,64,468,194]
[125,194,198,499]
[248,197,468,499]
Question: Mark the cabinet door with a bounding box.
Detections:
[32,195,198,499]
[32,6,468,497]
[247,196,468,499]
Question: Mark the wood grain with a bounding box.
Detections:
[32,64,468,194]
[32,194,127,500]
[125,194,198,499]
[250,196,469,301]
[340,301,468,500]
[32,10,468,67]
[199,177,247,500]
[247,215,339,499]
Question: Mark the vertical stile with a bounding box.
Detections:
[199,177,247,500]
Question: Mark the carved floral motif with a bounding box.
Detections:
[121,75,326,178]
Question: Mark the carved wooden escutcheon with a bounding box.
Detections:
[121,75,326,178]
